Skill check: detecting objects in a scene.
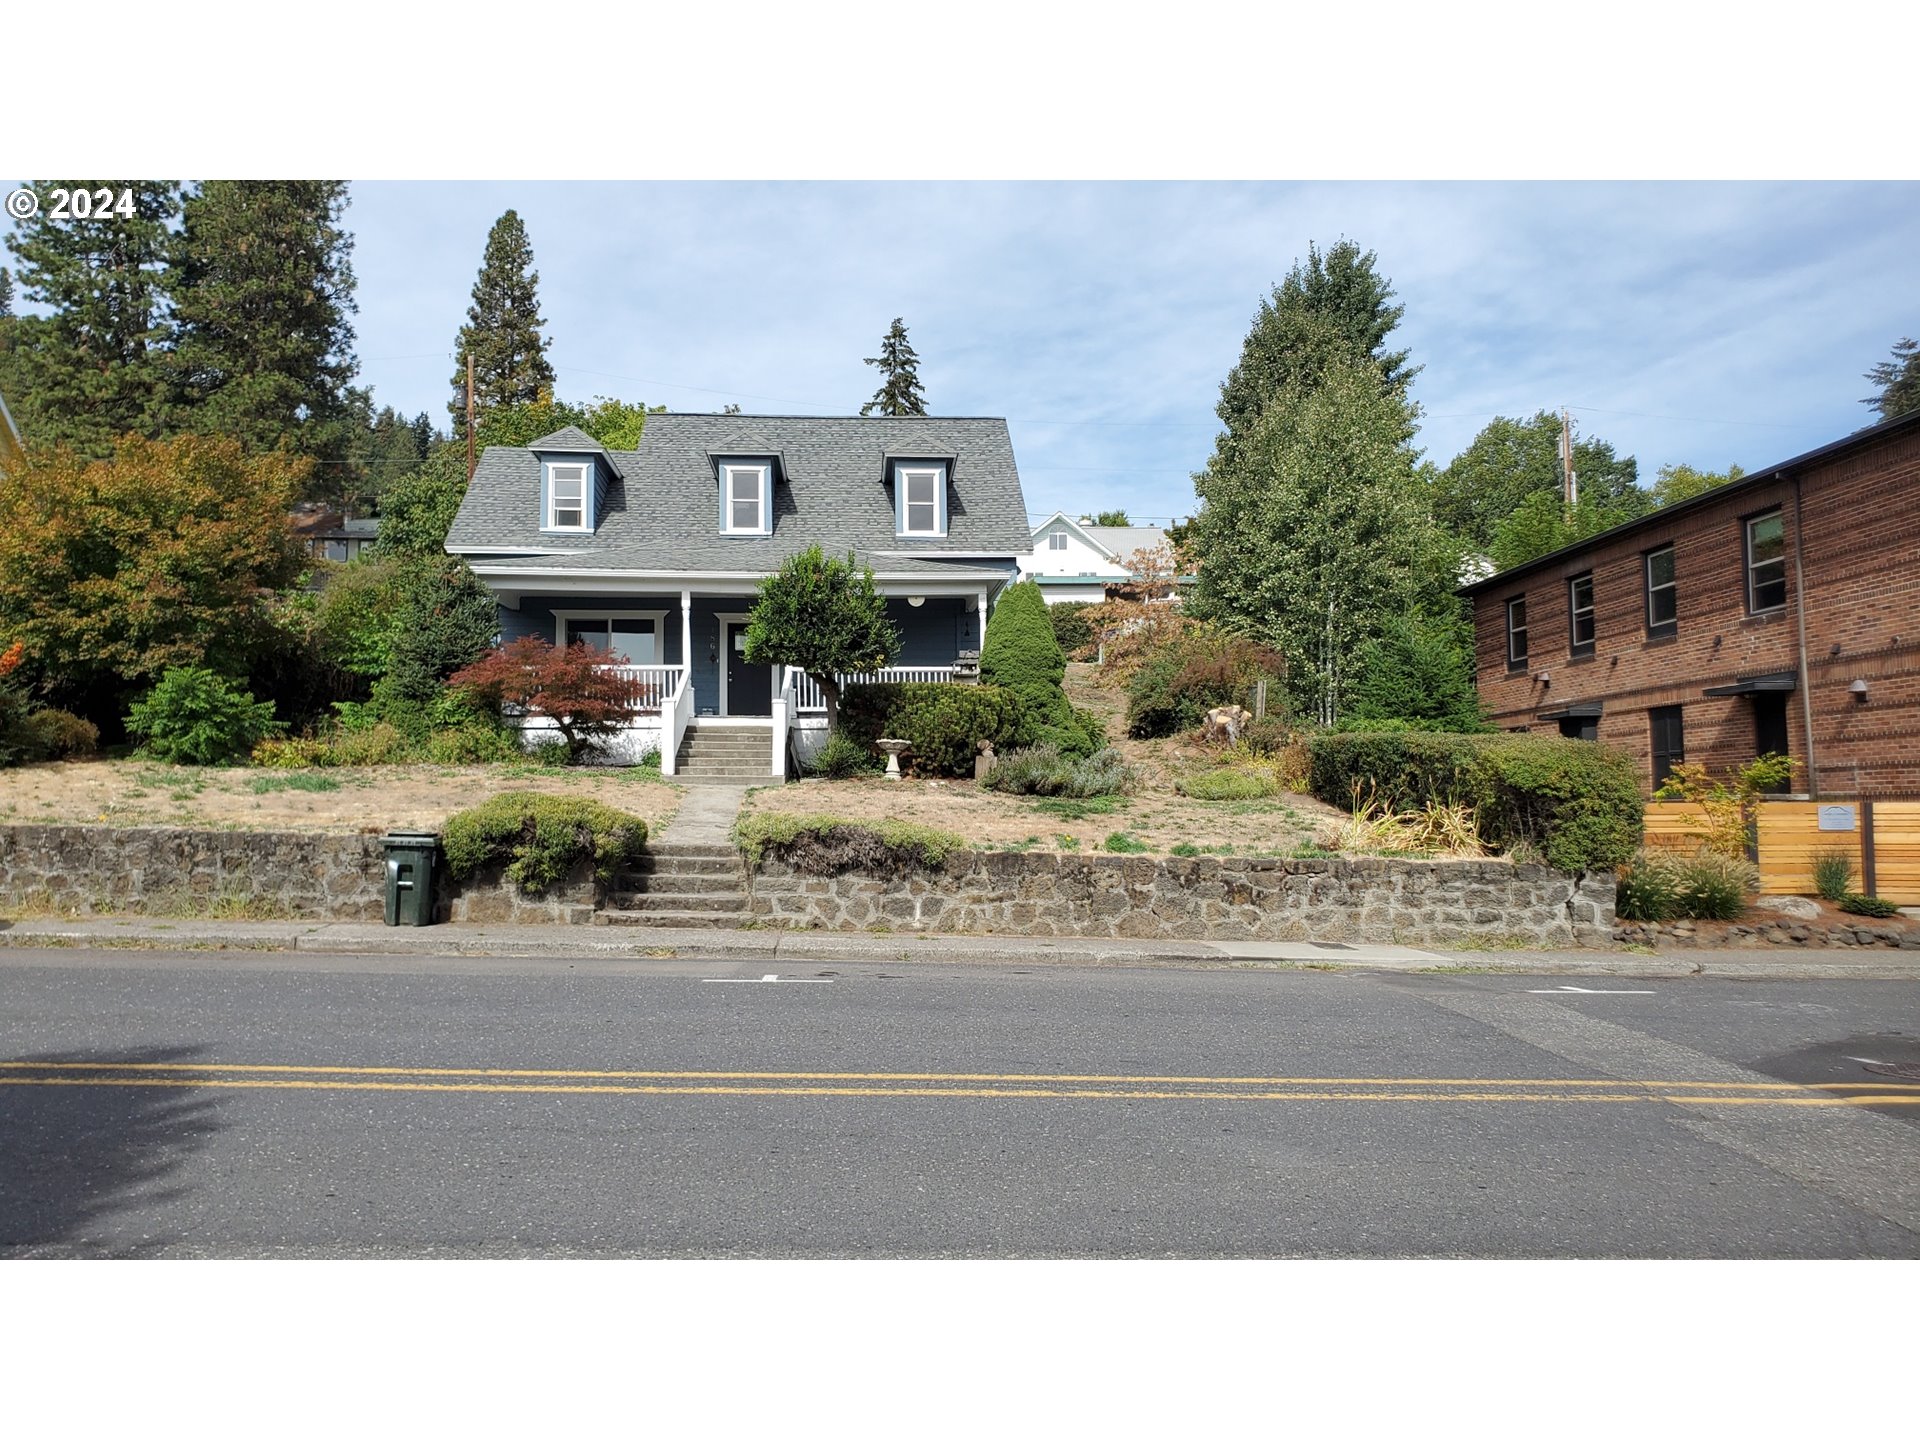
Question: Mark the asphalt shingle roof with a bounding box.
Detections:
[447,413,1032,577]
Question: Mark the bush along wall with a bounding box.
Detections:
[839,682,1022,776]
[1308,731,1643,872]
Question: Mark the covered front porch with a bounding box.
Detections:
[485,579,998,776]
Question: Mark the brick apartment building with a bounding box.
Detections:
[1461,410,1920,798]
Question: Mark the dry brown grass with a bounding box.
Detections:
[0,760,683,835]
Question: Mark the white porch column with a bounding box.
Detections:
[680,589,693,677]
[977,589,988,647]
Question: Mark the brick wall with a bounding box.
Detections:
[1470,423,1920,797]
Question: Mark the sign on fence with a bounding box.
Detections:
[1817,805,1856,832]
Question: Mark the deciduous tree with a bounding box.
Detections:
[449,636,649,764]
[1192,359,1457,726]
[1650,461,1745,508]
[742,546,900,730]
[860,318,928,417]
[0,434,308,722]
[450,210,555,431]
[1427,410,1646,551]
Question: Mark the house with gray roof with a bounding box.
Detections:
[444,413,1032,775]
[1019,512,1184,604]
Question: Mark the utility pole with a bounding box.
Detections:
[466,353,476,484]
[1560,407,1578,520]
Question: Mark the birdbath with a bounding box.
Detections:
[876,738,911,780]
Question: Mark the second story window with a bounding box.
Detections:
[722,463,769,534]
[547,463,587,530]
[1645,544,1677,636]
[1568,573,1595,657]
[899,466,944,536]
[1745,510,1787,613]
[1506,596,1528,670]
[1048,531,1069,551]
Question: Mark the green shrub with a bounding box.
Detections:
[1239,716,1293,757]
[423,725,522,764]
[1616,852,1682,922]
[1048,602,1097,658]
[249,772,342,794]
[1103,831,1149,853]
[1812,848,1854,903]
[982,744,1136,798]
[1307,730,1642,872]
[28,708,99,759]
[980,582,1098,757]
[839,682,1021,776]
[327,722,415,767]
[806,731,879,779]
[250,736,335,768]
[1176,767,1279,801]
[1669,849,1755,920]
[442,793,649,894]
[733,812,962,872]
[1839,893,1900,919]
[125,667,282,766]
[1125,627,1287,739]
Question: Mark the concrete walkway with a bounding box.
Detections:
[4,914,1918,979]
[654,783,752,847]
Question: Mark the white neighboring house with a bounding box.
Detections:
[1020,512,1171,605]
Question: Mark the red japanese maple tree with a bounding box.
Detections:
[448,636,652,763]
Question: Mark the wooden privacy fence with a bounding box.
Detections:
[1643,799,1920,903]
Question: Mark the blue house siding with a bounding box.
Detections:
[499,595,687,668]
[884,596,978,663]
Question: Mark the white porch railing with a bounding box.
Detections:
[606,664,686,713]
[772,667,798,780]
[787,665,957,714]
[662,671,694,777]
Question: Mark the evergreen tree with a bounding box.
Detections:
[1191,358,1456,726]
[1091,509,1130,526]
[2,180,181,456]
[1211,240,1418,468]
[1346,614,1486,731]
[860,318,928,416]
[449,210,555,431]
[0,266,12,316]
[1427,410,1646,551]
[1862,336,1920,422]
[166,181,360,477]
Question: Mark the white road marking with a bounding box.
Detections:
[1847,1056,1885,1065]
[1527,985,1657,995]
[701,974,833,984]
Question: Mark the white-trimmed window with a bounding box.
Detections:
[898,465,945,536]
[1047,531,1069,551]
[722,463,769,534]
[556,611,665,665]
[546,463,588,531]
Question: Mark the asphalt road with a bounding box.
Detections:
[2,946,1916,1257]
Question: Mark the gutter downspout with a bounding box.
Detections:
[1789,471,1818,797]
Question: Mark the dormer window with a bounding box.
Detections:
[546,462,588,531]
[1048,532,1069,551]
[721,462,771,535]
[895,462,947,537]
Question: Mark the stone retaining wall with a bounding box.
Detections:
[746,850,1616,947]
[0,825,599,924]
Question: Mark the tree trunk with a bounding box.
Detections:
[818,675,842,734]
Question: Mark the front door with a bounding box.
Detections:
[724,620,772,717]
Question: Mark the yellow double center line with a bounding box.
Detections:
[2,1060,1917,1106]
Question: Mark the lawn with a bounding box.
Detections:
[0,760,683,835]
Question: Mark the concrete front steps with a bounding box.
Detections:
[673,725,774,782]
[597,842,751,929]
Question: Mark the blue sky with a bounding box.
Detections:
[345,181,1919,527]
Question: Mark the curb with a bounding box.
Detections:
[3,919,1918,981]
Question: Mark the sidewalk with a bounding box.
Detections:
[4,914,1919,980]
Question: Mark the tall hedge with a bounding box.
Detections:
[980,581,1100,756]
[1308,731,1643,872]
[839,682,1022,776]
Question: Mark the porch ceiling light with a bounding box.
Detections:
[908,595,925,607]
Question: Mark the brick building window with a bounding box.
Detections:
[1650,705,1685,787]
[1645,544,1676,637]
[1568,573,1595,657]
[1506,597,1528,670]
[1745,510,1787,613]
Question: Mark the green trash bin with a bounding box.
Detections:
[382,832,440,926]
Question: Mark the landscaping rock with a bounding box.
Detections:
[1755,895,1821,920]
